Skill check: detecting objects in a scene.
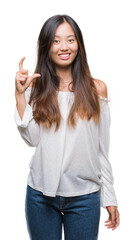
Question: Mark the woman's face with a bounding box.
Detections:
[49,22,78,68]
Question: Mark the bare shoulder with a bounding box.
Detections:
[93,78,108,98]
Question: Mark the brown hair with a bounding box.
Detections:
[29,14,100,132]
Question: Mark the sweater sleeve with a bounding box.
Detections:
[14,87,40,147]
[98,96,118,208]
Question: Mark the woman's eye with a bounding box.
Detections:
[68,39,74,42]
[53,40,59,43]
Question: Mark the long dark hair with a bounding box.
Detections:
[29,14,101,132]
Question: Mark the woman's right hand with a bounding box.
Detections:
[15,56,41,95]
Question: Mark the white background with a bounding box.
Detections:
[0,0,134,239]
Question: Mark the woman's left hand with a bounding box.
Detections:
[105,206,120,230]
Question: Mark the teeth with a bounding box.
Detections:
[60,54,70,57]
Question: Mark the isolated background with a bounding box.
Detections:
[0,0,133,239]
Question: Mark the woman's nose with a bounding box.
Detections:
[60,40,68,50]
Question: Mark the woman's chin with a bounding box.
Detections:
[54,61,73,69]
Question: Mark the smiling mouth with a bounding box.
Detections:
[58,53,71,57]
[58,53,71,60]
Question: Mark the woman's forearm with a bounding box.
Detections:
[15,91,27,120]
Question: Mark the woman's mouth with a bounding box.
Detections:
[58,53,71,60]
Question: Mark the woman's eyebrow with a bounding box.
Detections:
[54,34,75,38]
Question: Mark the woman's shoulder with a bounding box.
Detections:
[93,78,108,98]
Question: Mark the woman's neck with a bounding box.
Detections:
[56,66,73,91]
[56,66,72,82]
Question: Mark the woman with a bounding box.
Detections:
[14,14,120,240]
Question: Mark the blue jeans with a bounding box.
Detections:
[25,185,101,240]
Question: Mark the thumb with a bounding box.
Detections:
[29,73,41,81]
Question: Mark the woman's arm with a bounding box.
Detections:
[14,57,41,147]
[96,80,118,207]
[15,91,27,120]
[99,97,118,208]
[14,87,41,147]
[98,82,120,230]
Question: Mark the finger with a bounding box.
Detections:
[106,227,114,230]
[112,220,120,231]
[28,73,41,81]
[19,78,28,81]
[19,56,26,72]
[112,220,119,230]
[20,69,28,74]
[105,222,114,227]
[105,219,111,223]
[19,73,28,78]
[106,221,116,229]
[107,225,114,229]
[16,73,28,81]
[105,216,111,223]
[112,222,119,231]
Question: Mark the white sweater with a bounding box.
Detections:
[14,87,118,208]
